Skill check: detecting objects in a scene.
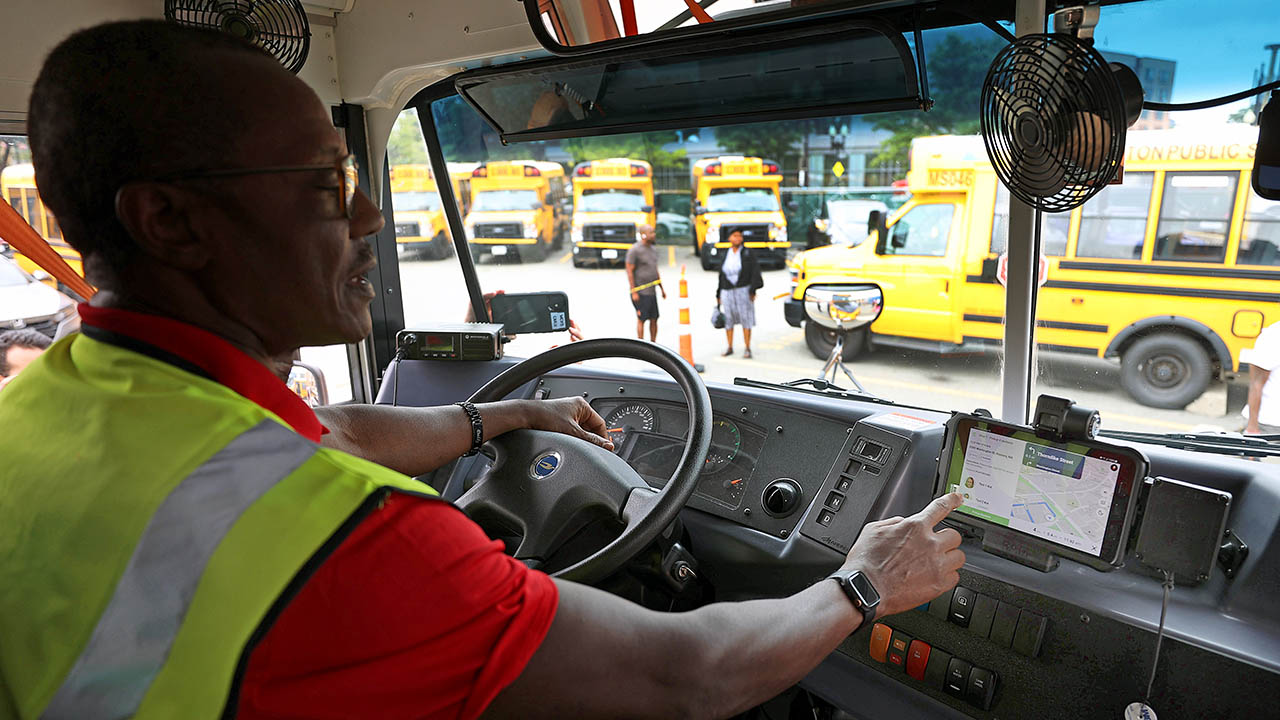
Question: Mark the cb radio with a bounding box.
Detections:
[395,323,504,362]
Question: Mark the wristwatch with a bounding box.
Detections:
[828,570,881,624]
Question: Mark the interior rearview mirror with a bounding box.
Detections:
[641,204,654,213]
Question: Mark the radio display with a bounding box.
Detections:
[940,417,1144,567]
[422,334,455,352]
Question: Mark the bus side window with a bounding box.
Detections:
[1154,171,1236,263]
[4,189,19,216]
[1238,190,1280,266]
[991,183,1068,256]
[885,203,953,257]
[1076,172,1153,260]
[45,212,61,240]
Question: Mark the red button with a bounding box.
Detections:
[886,629,912,669]
[869,623,892,663]
[906,639,932,680]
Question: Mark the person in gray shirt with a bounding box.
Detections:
[625,224,665,341]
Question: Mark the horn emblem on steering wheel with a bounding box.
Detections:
[530,452,562,479]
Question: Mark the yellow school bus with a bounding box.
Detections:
[390,162,475,260]
[1,164,83,286]
[787,127,1279,409]
[463,160,568,263]
[692,155,789,270]
[569,158,655,267]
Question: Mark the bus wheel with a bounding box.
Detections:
[521,241,548,263]
[428,232,452,260]
[1120,333,1211,409]
[804,322,866,361]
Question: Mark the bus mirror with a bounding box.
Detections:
[641,204,654,213]
[867,209,887,240]
[694,206,707,216]
[288,362,329,408]
[889,220,908,249]
[532,202,545,211]
[544,193,554,205]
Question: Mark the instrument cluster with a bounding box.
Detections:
[599,399,765,509]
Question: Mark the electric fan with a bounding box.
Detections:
[165,0,311,75]
[980,33,1143,213]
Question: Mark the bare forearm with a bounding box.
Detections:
[676,580,860,718]
[316,400,531,475]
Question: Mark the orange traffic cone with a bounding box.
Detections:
[677,264,704,372]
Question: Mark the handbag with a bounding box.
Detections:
[711,305,726,329]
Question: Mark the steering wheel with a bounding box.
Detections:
[456,338,712,585]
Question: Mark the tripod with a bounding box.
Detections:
[818,330,866,393]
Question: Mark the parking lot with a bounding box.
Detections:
[396,243,1245,435]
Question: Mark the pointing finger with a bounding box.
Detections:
[918,492,963,527]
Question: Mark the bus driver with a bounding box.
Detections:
[0,21,965,720]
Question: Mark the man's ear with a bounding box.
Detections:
[114,183,212,271]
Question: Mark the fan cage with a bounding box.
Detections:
[980,33,1128,213]
[165,0,311,75]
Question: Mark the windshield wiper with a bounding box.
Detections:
[1099,429,1280,458]
[734,376,902,408]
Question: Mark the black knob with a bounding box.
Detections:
[762,479,802,517]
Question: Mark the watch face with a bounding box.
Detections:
[850,572,880,605]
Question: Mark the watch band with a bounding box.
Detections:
[455,401,484,456]
[829,570,878,624]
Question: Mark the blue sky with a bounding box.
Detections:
[1093,0,1278,108]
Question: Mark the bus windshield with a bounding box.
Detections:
[579,188,646,212]
[393,191,441,212]
[706,187,778,212]
[473,189,539,211]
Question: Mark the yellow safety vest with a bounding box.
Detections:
[0,333,435,720]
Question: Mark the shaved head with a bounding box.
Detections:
[28,21,282,283]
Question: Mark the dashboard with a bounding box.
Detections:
[387,356,1280,719]
[534,368,1280,720]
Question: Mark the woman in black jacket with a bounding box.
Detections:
[716,230,764,358]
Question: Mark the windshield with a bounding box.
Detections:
[706,187,778,213]
[472,190,539,212]
[579,188,646,213]
[393,191,440,212]
[0,259,29,287]
[395,7,1274,449]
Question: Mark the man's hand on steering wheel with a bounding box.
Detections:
[520,396,614,451]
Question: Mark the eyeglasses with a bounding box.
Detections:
[149,154,360,219]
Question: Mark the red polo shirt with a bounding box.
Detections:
[79,306,559,720]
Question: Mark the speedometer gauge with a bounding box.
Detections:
[605,404,656,452]
[702,419,742,473]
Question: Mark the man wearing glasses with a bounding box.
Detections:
[0,20,963,720]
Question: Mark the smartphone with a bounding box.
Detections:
[488,291,570,335]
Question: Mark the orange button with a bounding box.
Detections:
[906,639,931,681]
[869,623,893,663]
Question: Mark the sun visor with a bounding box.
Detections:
[454,17,923,144]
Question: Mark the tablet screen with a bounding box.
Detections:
[945,425,1125,558]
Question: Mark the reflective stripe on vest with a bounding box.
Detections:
[42,419,318,720]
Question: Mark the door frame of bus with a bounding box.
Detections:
[336,102,405,401]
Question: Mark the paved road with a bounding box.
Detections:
[395,243,1243,435]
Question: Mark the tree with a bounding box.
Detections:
[561,131,686,174]
[714,121,804,165]
[869,32,1007,175]
[387,110,430,165]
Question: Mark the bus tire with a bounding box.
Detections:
[700,252,713,271]
[1120,333,1212,409]
[428,233,452,260]
[804,322,866,361]
[521,241,547,263]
